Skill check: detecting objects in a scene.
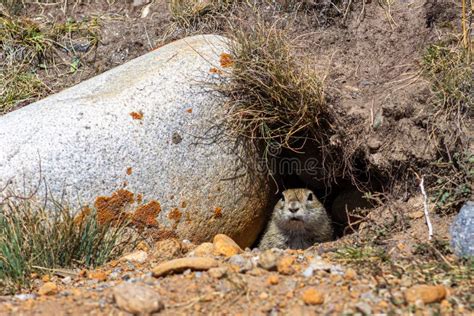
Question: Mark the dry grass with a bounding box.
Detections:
[421,41,473,212]
[0,196,137,294]
[0,14,100,114]
[218,19,335,157]
[422,43,473,114]
[169,0,236,29]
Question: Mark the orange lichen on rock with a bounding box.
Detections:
[94,189,134,225]
[73,206,92,226]
[130,111,144,120]
[219,53,233,68]
[132,200,161,227]
[214,207,222,218]
[126,167,132,175]
[185,108,193,113]
[150,229,178,241]
[209,67,222,74]
[168,208,182,222]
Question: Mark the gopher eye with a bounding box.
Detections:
[307,192,314,201]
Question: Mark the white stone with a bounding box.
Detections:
[0,35,270,248]
[120,250,148,264]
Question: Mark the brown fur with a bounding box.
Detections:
[259,189,333,250]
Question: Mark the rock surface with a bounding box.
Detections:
[0,34,270,248]
[120,250,148,264]
[152,257,218,277]
[213,234,242,257]
[302,288,325,305]
[112,283,164,314]
[450,201,474,257]
[404,285,447,304]
[37,282,58,296]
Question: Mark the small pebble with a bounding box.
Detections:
[208,267,228,279]
[14,294,36,301]
[277,256,295,275]
[302,288,324,305]
[113,283,164,314]
[213,234,242,257]
[405,284,447,304]
[228,254,253,272]
[61,276,72,285]
[38,282,58,296]
[258,250,278,271]
[267,275,279,285]
[356,302,372,315]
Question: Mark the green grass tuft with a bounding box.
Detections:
[334,245,389,263]
[0,198,136,294]
[0,69,48,114]
[0,15,100,114]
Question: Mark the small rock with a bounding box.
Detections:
[450,201,474,257]
[38,282,58,296]
[191,242,215,257]
[405,285,447,304]
[132,0,150,6]
[153,238,183,261]
[213,234,242,257]
[440,299,451,312]
[61,276,72,285]
[344,268,357,280]
[228,254,253,272]
[277,256,295,275]
[121,250,148,264]
[88,271,108,282]
[367,137,382,151]
[259,292,269,300]
[267,275,279,285]
[258,250,278,271]
[14,294,36,301]
[208,267,228,279]
[113,283,163,314]
[304,258,343,275]
[152,257,218,277]
[356,302,372,315]
[302,288,324,305]
[408,210,424,219]
[302,266,314,278]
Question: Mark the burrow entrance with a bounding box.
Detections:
[264,145,388,239]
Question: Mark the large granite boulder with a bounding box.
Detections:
[450,201,474,257]
[0,34,270,248]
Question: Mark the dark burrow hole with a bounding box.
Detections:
[263,146,387,240]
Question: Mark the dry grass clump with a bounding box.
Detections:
[0,68,48,114]
[422,43,473,114]
[421,42,473,212]
[169,0,236,28]
[0,14,100,114]
[0,0,23,16]
[219,20,334,157]
[0,197,136,294]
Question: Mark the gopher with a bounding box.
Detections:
[259,188,333,250]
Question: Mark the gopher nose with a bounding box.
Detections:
[288,207,299,213]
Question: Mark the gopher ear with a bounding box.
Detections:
[307,192,314,201]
